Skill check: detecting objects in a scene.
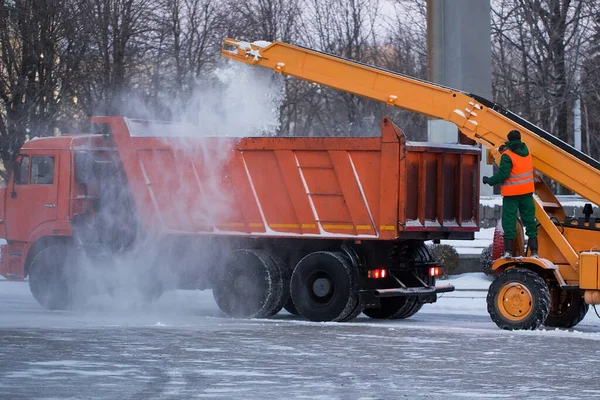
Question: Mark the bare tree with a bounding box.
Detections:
[0,0,90,179]
[78,0,154,117]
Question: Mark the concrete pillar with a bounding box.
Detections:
[426,0,494,195]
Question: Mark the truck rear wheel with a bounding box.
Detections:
[392,297,424,319]
[283,298,300,316]
[364,297,414,319]
[290,251,359,322]
[544,289,589,328]
[487,268,550,330]
[263,254,291,317]
[28,245,78,310]
[212,249,284,318]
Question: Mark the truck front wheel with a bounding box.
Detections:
[290,251,359,322]
[487,268,550,330]
[28,245,79,310]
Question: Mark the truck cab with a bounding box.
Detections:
[0,137,73,280]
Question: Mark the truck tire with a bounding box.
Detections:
[263,254,291,317]
[363,297,414,319]
[290,251,359,322]
[212,249,284,319]
[28,245,77,310]
[283,298,300,316]
[544,289,589,329]
[392,297,424,319]
[487,268,550,330]
[338,299,365,322]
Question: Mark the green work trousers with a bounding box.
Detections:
[502,193,537,240]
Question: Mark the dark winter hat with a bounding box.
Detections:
[507,130,521,141]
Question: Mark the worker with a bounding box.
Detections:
[482,130,537,258]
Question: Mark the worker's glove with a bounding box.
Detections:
[483,176,490,185]
[498,144,507,153]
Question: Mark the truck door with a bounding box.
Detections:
[5,153,59,242]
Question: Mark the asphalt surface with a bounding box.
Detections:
[2,280,600,399]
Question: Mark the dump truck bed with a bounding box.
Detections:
[92,116,480,240]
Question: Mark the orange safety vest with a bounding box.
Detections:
[501,149,535,196]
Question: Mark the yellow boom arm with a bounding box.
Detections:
[221,39,600,208]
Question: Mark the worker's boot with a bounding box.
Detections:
[503,239,514,259]
[528,237,539,258]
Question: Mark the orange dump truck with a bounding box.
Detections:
[0,116,480,322]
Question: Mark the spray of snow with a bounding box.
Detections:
[67,60,285,312]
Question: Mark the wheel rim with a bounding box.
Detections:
[307,271,335,304]
[497,282,533,321]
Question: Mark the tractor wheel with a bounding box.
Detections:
[290,251,359,322]
[212,249,284,318]
[544,289,589,329]
[487,268,550,330]
[28,245,80,310]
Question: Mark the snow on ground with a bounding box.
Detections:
[2,274,600,398]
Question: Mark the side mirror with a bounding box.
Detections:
[11,154,24,198]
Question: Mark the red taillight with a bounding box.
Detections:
[429,267,442,277]
[368,269,388,279]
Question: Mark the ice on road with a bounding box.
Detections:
[2,274,600,399]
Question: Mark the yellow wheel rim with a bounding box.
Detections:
[497,282,533,321]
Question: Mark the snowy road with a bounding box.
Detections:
[2,275,600,399]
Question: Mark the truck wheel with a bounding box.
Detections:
[290,251,359,322]
[338,299,365,322]
[263,254,291,317]
[212,249,284,319]
[283,297,300,316]
[544,289,589,328]
[28,245,77,310]
[392,298,424,320]
[364,297,412,319]
[487,268,550,330]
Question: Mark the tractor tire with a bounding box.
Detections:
[487,268,550,330]
[212,249,284,319]
[544,289,589,329]
[290,251,359,322]
[28,245,79,310]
